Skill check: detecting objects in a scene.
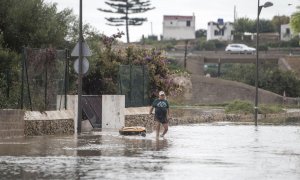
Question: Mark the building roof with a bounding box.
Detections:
[163,15,193,21]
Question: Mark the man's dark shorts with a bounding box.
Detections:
[155,117,168,124]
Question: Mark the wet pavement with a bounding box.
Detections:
[0,123,300,179]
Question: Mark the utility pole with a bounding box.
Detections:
[77,0,83,133]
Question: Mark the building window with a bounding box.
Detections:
[220,30,224,36]
[214,30,219,36]
[286,28,290,35]
[186,20,191,27]
[170,21,173,25]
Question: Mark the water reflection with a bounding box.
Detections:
[0,124,300,179]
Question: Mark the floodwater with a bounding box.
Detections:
[1,123,300,180]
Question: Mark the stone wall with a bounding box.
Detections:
[125,113,253,131]
[24,111,74,136]
[0,110,25,138]
[125,107,300,130]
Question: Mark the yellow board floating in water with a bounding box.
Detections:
[119,126,146,137]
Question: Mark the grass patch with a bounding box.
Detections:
[225,100,284,114]
[259,104,284,114]
[225,100,254,114]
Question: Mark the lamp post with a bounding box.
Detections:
[255,0,273,126]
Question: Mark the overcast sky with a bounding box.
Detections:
[45,0,298,42]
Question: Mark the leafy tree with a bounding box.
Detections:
[272,15,290,34]
[233,18,255,34]
[234,18,276,34]
[0,0,74,51]
[256,19,276,33]
[0,48,21,108]
[98,0,155,43]
[291,6,300,33]
[195,29,207,38]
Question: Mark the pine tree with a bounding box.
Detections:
[98,0,155,43]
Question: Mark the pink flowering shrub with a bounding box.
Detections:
[84,32,182,100]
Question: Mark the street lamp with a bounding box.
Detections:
[255,0,273,126]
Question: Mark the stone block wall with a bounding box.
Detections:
[24,111,74,136]
[125,107,300,129]
[0,110,25,138]
[25,119,74,136]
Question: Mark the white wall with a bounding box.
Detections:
[102,95,125,129]
[207,22,233,41]
[163,16,195,40]
[281,24,292,41]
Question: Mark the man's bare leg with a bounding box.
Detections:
[161,123,169,137]
[156,121,161,138]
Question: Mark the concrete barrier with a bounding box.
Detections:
[102,95,125,129]
[0,109,25,138]
[58,95,125,131]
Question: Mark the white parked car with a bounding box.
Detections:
[225,44,256,54]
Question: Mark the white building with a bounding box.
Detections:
[207,19,234,41]
[281,24,293,41]
[163,15,196,40]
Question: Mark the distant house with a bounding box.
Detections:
[281,24,293,41]
[207,19,234,41]
[162,15,196,40]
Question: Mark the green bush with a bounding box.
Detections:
[195,39,227,51]
[259,104,284,114]
[225,100,254,114]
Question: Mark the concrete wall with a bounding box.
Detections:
[189,75,300,105]
[178,55,298,105]
[24,110,74,136]
[0,110,24,138]
[102,95,125,129]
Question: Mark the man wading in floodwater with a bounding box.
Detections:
[149,91,170,138]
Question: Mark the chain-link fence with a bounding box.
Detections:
[118,65,150,107]
[21,48,69,111]
[0,49,20,109]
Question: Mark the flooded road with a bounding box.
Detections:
[0,124,300,179]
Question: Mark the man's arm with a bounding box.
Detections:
[149,106,154,114]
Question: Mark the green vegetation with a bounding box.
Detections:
[259,104,284,114]
[0,0,74,51]
[83,32,181,100]
[195,39,227,51]
[219,63,300,97]
[141,38,177,51]
[225,100,254,114]
[225,100,284,115]
[291,6,300,34]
